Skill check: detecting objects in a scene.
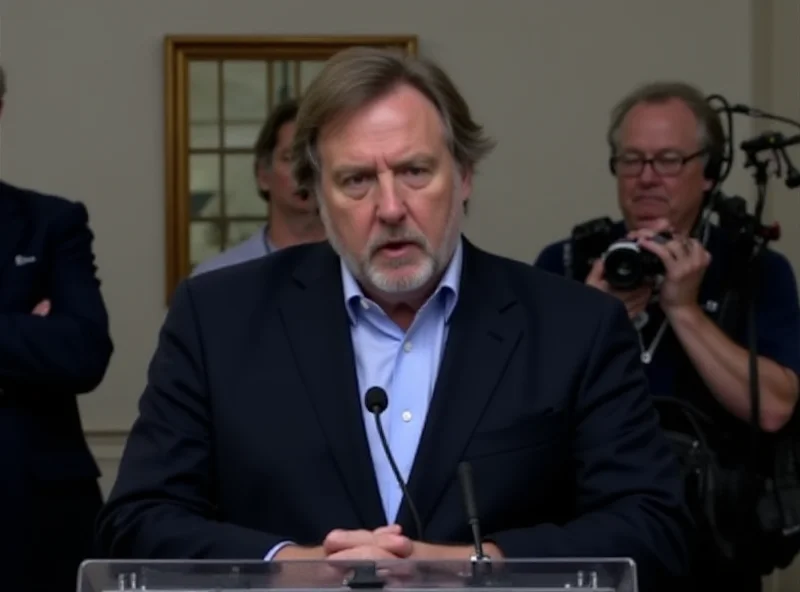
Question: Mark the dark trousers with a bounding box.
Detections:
[3,476,103,592]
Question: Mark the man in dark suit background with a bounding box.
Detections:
[97,48,692,590]
[0,65,114,591]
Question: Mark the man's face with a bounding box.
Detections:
[614,98,712,233]
[316,84,471,299]
[257,120,314,213]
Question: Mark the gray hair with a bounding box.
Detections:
[606,81,725,163]
[292,46,495,194]
[0,65,6,100]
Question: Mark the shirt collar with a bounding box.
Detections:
[261,224,278,255]
[341,237,463,325]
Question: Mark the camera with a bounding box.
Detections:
[568,218,671,290]
[602,232,671,290]
[568,217,617,283]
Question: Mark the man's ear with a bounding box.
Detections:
[459,167,473,204]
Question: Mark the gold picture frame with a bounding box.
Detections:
[163,34,418,303]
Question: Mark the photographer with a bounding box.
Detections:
[534,81,800,591]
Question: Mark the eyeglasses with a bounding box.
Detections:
[611,148,706,178]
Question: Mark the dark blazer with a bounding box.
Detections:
[97,239,692,589]
[0,180,113,588]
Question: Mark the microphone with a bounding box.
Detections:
[740,131,800,154]
[363,386,424,541]
[457,462,489,562]
[729,103,761,115]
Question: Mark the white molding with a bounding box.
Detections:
[86,430,128,497]
[86,430,128,458]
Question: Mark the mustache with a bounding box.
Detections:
[633,194,669,202]
[367,229,428,255]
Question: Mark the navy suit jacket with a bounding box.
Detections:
[0,181,113,487]
[97,239,692,588]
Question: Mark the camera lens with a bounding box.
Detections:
[603,240,645,290]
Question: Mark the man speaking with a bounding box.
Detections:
[97,47,691,589]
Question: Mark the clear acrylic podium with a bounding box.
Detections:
[77,558,637,592]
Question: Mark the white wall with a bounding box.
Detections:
[1,0,798,587]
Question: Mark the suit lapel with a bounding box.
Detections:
[280,244,387,529]
[0,183,28,281]
[397,241,523,535]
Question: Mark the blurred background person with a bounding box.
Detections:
[192,98,326,276]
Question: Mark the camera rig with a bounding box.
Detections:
[703,95,800,451]
[705,94,800,262]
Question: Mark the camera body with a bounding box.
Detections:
[603,232,671,290]
[568,217,670,291]
[568,217,617,283]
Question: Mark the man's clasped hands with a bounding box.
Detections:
[274,524,502,562]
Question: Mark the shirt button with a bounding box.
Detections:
[360,299,369,310]
[403,341,413,352]
[402,410,412,422]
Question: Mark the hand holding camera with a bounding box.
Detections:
[631,221,711,314]
[600,218,712,315]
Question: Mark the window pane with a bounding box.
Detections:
[227,221,266,249]
[190,123,220,149]
[223,123,262,149]
[299,61,326,95]
[189,155,221,217]
[223,60,268,121]
[271,60,297,106]
[189,61,218,123]
[224,154,264,217]
[190,221,223,268]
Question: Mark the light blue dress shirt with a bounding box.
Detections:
[191,225,275,277]
[264,239,463,560]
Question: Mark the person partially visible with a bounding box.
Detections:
[97,47,691,592]
[0,64,114,591]
[191,99,326,276]
[534,81,800,591]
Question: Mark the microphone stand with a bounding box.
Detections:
[455,462,508,588]
[736,115,800,511]
[344,564,386,590]
[736,145,778,544]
